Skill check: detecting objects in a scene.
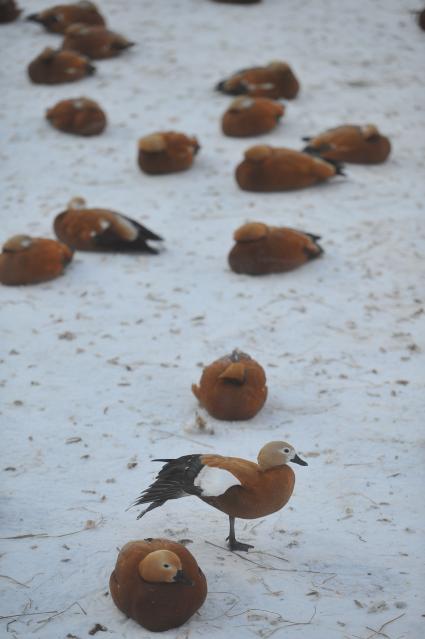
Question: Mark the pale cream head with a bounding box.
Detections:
[257,441,307,470]
[268,61,289,72]
[362,124,379,140]
[138,549,182,583]
[68,197,86,210]
[138,133,166,153]
[229,96,255,112]
[244,145,273,162]
[3,235,33,253]
[234,222,268,243]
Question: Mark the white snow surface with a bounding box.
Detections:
[1,1,424,638]
[194,465,241,496]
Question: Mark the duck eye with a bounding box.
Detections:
[163,563,170,569]
[284,448,290,453]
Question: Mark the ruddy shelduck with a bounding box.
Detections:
[54,198,162,253]
[222,96,284,137]
[110,538,207,631]
[303,124,391,164]
[28,47,95,84]
[229,222,323,275]
[62,23,134,59]
[0,0,21,23]
[0,235,73,285]
[216,61,299,100]
[46,97,106,136]
[192,349,267,421]
[137,132,200,175]
[27,1,105,33]
[132,441,307,551]
[235,145,344,192]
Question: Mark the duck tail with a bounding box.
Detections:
[130,455,204,519]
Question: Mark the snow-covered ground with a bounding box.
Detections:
[1,1,424,637]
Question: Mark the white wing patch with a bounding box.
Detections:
[194,466,241,497]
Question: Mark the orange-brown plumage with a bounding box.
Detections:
[27,47,95,84]
[217,61,299,99]
[0,0,21,23]
[222,96,284,137]
[200,454,295,519]
[138,131,200,175]
[133,441,307,551]
[191,349,267,421]
[110,538,207,632]
[54,198,162,253]
[0,235,73,285]
[303,124,391,164]
[235,144,344,192]
[27,1,105,33]
[228,222,323,275]
[62,23,134,59]
[46,97,106,136]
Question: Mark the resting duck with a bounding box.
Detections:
[192,349,267,421]
[138,132,200,175]
[132,441,307,552]
[62,23,134,59]
[28,47,95,84]
[46,97,106,136]
[216,61,299,100]
[235,145,344,192]
[0,0,21,23]
[54,198,162,253]
[0,235,73,285]
[303,124,391,164]
[27,1,105,33]
[229,222,323,275]
[110,538,207,631]
[222,96,284,137]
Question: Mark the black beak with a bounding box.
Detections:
[27,13,41,22]
[292,454,308,466]
[173,570,193,586]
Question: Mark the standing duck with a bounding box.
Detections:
[229,222,323,275]
[216,61,299,100]
[62,23,134,59]
[46,97,106,136]
[222,96,284,137]
[0,0,21,23]
[54,198,162,253]
[27,1,105,33]
[27,47,95,84]
[110,538,207,631]
[132,441,307,551]
[0,235,73,285]
[137,132,200,175]
[235,145,344,192]
[192,349,267,420]
[303,124,391,164]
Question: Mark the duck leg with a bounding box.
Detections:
[226,516,254,552]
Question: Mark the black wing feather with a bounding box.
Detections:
[131,454,204,519]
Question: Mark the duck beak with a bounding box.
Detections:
[292,454,308,466]
[173,570,193,586]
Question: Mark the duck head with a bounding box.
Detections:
[138,550,193,586]
[257,441,308,469]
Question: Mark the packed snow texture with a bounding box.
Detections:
[1,1,424,638]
